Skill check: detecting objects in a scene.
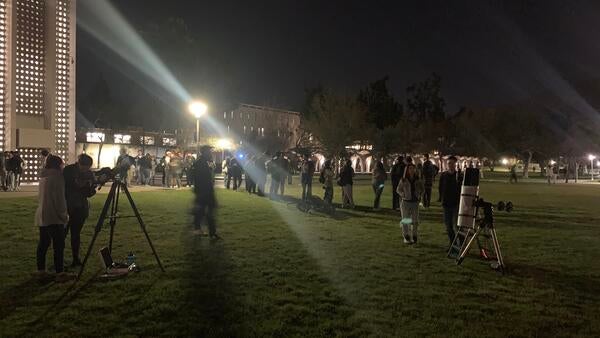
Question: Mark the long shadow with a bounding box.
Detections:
[507,261,600,298]
[179,231,245,336]
[0,277,55,321]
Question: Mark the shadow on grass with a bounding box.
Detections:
[0,277,55,321]
[178,232,246,336]
[507,262,600,296]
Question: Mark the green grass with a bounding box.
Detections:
[1,179,599,337]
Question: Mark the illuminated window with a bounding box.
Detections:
[86,132,105,143]
[114,134,131,144]
[162,137,176,146]
[140,136,155,145]
[223,111,226,119]
[243,125,246,134]
[227,125,230,133]
[0,1,6,150]
[15,0,47,116]
[17,148,44,182]
[230,111,233,119]
[54,0,72,161]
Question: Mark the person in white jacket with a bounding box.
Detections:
[35,155,70,281]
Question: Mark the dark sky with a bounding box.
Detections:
[77,0,600,127]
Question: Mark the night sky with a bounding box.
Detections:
[77,0,600,128]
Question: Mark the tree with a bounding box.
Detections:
[304,89,367,161]
[406,73,446,123]
[358,77,403,130]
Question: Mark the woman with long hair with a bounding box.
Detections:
[397,164,424,244]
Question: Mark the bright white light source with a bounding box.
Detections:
[588,154,596,161]
[501,158,508,165]
[216,138,232,150]
[188,101,207,118]
[549,160,556,165]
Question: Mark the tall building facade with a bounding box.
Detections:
[0,0,76,182]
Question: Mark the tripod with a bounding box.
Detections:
[448,198,506,273]
[77,179,165,279]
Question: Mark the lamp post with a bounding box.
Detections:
[589,154,597,181]
[188,101,207,150]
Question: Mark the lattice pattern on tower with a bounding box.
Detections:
[18,147,43,182]
[55,0,70,160]
[15,0,46,116]
[0,1,7,150]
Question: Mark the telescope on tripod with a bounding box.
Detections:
[77,169,165,280]
[448,168,513,273]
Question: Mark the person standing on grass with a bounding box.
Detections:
[321,159,335,205]
[438,156,463,245]
[35,155,73,282]
[300,154,316,201]
[397,164,424,244]
[228,158,242,191]
[372,160,387,211]
[0,151,6,191]
[391,156,405,211]
[509,164,518,183]
[256,154,267,196]
[63,154,96,267]
[339,159,355,208]
[191,146,219,239]
[421,154,436,208]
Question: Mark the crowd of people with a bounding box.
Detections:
[0,150,27,191]
[214,151,470,247]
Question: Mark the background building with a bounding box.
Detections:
[0,0,76,182]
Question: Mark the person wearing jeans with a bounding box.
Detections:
[397,164,424,244]
[438,156,463,245]
[372,160,387,210]
[35,155,71,281]
[63,154,96,267]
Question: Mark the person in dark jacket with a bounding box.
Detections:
[421,154,437,208]
[339,159,355,208]
[300,154,316,201]
[228,158,243,190]
[63,154,96,267]
[390,156,405,210]
[438,156,463,245]
[192,146,218,238]
[372,160,388,210]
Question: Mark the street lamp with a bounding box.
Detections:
[589,154,597,181]
[188,101,207,148]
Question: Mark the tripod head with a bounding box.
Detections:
[473,198,514,227]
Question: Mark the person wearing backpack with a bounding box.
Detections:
[372,160,388,211]
[397,164,424,244]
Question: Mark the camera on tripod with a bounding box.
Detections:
[92,167,116,188]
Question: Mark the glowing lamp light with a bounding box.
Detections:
[216,138,233,150]
[549,160,556,165]
[501,158,509,165]
[188,101,208,118]
[589,154,597,161]
[238,153,244,159]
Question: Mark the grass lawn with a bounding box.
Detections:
[1,178,599,337]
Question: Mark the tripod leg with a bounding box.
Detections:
[77,182,117,280]
[121,183,165,272]
[457,227,482,265]
[108,183,120,254]
[490,228,505,272]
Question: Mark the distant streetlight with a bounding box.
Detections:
[188,101,207,148]
[549,160,556,165]
[589,154,597,181]
[501,158,509,166]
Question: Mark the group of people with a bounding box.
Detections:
[34,153,97,282]
[0,150,26,191]
[367,154,461,245]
